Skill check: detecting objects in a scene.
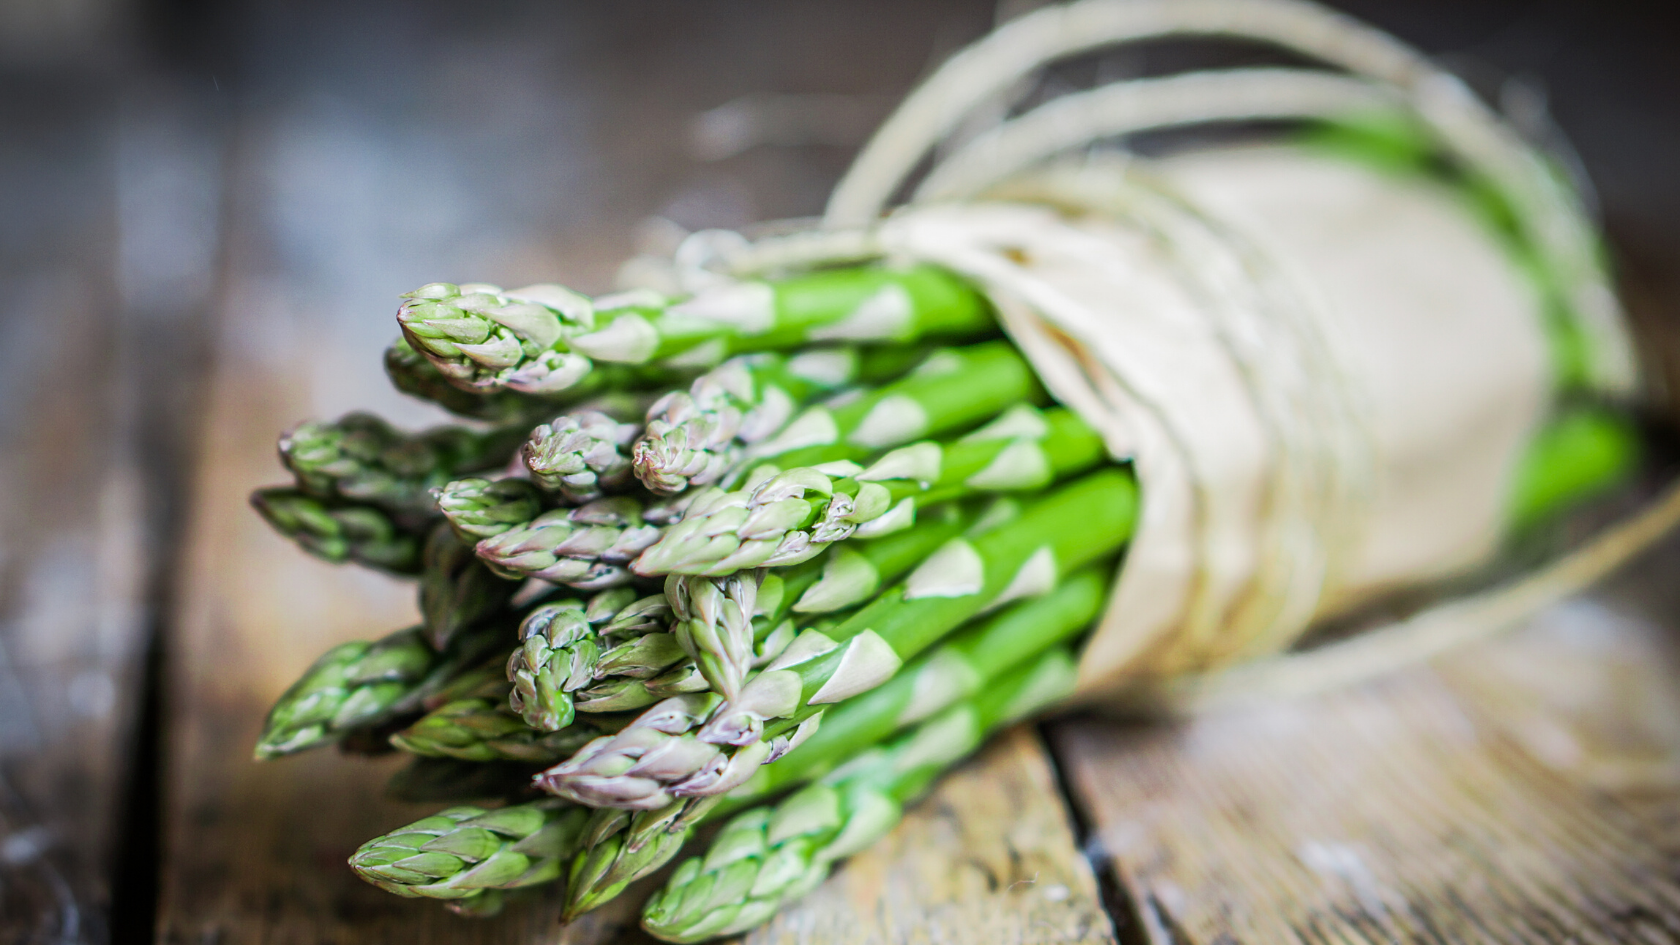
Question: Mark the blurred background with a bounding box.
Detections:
[1,0,1676,942]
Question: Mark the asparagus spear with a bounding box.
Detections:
[573,501,993,715]
[253,614,511,759]
[474,497,663,589]
[250,487,426,574]
[537,471,1136,809]
[737,340,1041,466]
[634,348,906,495]
[435,477,544,542]
[397,266,994,396]
[253,627,434,759]
[386,336,560,423]
[664,571,765,702]
[389,698,613,763]
[640,647,1077,942]
[506,588,643,731]
[560,570,1106,918]
[389,335,668,425]
[419,524,518,650]
[523,410,641,503]
[349,799,589,901]
[280,412,524,518]
[632,405,1105,577]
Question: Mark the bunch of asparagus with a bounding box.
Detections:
[251,260,1633,938]
[250,262,1139,937]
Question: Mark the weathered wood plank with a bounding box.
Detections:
[0,74,222,943]
[1050,550,1680,945]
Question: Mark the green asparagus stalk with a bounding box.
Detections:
[385,336,557,423]
[573,501,994,715]
[735,567,1107,798]
[253,611,513,759]
[736,340,1041,467]
[505,588,643,731]
[634,351,858,495]
[523,410,641,503]
[280,411,524,518]
[389,698,613,763]
[537,471,1136,809]
[632,405,1104,577]
[419,524,518,650]
[640,647,1077,942]
[665,571,763,702]
[253,627,434,759]
[349,799,589,901]
[397,266,994,396]
[559,569,1107,918]
[435,477,544,542]
[250,487,426,574]
[474,497,662,589]
[696,471,1133,749]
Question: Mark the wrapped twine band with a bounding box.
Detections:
[655,0,1668,711]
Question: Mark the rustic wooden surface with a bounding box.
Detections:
[7,1,1680,943]
[1049,548,1680,945]
[0,72,221,943]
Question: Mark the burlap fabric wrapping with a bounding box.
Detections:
[658,0,1680,712]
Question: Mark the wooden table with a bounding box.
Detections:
[6,2,1680,943]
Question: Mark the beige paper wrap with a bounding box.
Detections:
[878,147,1553,699]
[669,0,1677,710]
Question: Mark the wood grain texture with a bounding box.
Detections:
[1050,558,1680,945]
[0,76,221,943]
